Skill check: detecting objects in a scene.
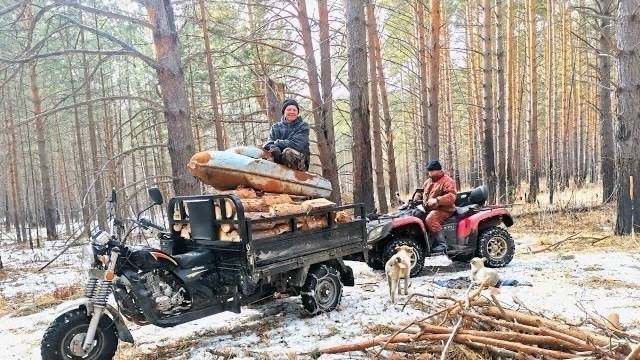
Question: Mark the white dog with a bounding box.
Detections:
[469,257,499,287]
[385,245,413,303]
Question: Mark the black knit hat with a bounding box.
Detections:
[281,98,300,115]
[426,160,442,171]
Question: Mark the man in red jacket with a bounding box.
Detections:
[414,160,457,254]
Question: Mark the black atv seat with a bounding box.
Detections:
[173,250,215,268]
[454,204,479,217]
[455,185,488,207]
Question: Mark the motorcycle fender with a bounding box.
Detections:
[57,299,134,344]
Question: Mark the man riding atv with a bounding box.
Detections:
[412,160,456,254]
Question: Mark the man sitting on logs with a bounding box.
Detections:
[263,99,311,171]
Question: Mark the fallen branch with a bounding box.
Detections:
[529,232,582,254]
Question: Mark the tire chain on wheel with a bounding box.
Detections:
[41,307,118,360]
[300,264,343,315]
[478,226,515,268]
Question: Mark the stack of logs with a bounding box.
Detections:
[215,187,353,242]
[317,288,640,359]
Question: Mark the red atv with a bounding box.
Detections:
[365,185,515,277]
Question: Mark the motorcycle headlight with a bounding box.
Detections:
[81,244,96,270]
[91,230,110,246]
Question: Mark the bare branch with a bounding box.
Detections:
[53,0,152,29]
[0,49,139,64]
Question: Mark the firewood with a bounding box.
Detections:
[262,194,294,206]
[252,224,291,239]
[269,203,305,216]
[214,205,236,233]
[241,198,269,212]
[301,198,335,212]
[298,216,327,230]
[219,229,240,242]
[335,210,353,223]
[234,187,257,199]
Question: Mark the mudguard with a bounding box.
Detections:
[56,299,134,343]
[457,207,514,240]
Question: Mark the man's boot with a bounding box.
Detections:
[431,231,447,254]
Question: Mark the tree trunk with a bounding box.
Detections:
[143,0,198,196]
[560,3,570,189]
[344,0,375,214]
[366,1,388,213]
[526,0,539,203]
[416,0,430,163]
[615,0,640,235]
[482,0,497,203]
[296,0,341,203]
[29,62,57,241]
[428,0,441,158]
[368,0,399,206]
[79,29,106,229]
[3,90,23,243]
[197,0,225,150]
[598,0,615,203]
[495,0,506,203]
[546,0,555,204]
[505,0,515,201]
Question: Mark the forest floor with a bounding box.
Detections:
[1,185,639,359]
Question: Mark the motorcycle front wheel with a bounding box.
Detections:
[41,307,118,360]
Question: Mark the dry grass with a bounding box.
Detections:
[8,285,82,317]
[582,276,640,290]
[115,337,196,360]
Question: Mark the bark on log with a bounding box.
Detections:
[241,198,269,212]
[234,187,257,199]
[262,194,294,206]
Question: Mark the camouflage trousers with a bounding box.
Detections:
[271,147,307,171]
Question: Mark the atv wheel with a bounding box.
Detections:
[382,237,425,277]
[41,307,118,360]
[301,264,343,315]
[365,251,384,270]
[478,226,515,268]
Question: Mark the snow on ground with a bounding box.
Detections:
[1,239,639,359]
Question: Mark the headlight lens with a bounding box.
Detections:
[91,230,110,246]
[368,225,385,242]
[81,244,96,270]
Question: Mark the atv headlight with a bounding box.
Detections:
[81,244,96,270]
[367,224,385,242]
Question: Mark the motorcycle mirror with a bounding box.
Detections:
[110,188,117,203]
[147,187,163,205]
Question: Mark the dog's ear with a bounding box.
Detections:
[481,257,487,264]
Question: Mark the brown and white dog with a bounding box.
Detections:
[385,245,413,303]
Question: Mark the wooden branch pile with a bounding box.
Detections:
[215,187,353,242]
[317,289,640,360]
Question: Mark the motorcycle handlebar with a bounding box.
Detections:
[138,217,165,231]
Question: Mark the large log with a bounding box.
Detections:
[335,210,353,224]
[269,203,306,217]
[301,198,335,212]
[240,198,269,212]
[219,229,240,242]
[262,194,294,206]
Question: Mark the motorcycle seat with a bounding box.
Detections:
[173,250,215,268]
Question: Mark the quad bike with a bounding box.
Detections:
[365,185,515,277]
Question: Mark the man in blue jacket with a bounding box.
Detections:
[263,99,310,171]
